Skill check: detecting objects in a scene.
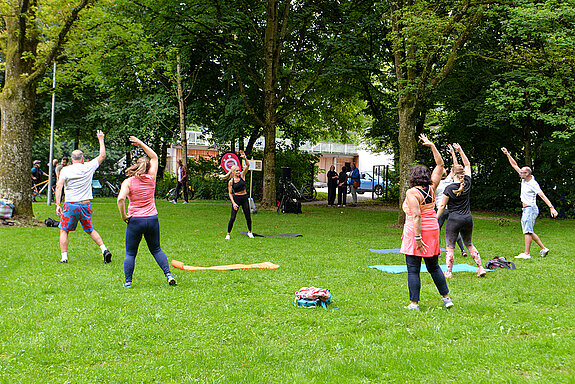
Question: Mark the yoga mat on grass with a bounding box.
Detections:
[369,248,447,253]
[368,263,493,274]
[171,260,280,271]
[240,232,302,237]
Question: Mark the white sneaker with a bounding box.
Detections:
[225,234,230,240]
[247,232,254,238]
[170,200,177,204]
[540,248,550,257]
[515,253,531,259]
[404,303,419,310]
[181,201,188,205]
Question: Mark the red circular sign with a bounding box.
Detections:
[220,152,241,173]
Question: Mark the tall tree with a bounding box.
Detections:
[389,0,486,223]
[0,0,94,218]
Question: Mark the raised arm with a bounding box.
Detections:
[96,130,106,165]
[419,134,444,189]
[239,150,249,178]
[501,147,521,174]
[129,136,158,178]
[453,143,471,176]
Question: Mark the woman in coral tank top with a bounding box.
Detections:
[117,136,177,288]
[400,135,452,310]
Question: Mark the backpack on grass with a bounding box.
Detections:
[0,199,15,219]
[294,287,331,310]
[485,257,516,270]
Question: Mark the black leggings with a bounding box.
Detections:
[445,213,473,248]
[406,255,449,302]
[228,194,252,233]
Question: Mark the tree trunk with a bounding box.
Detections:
[176,54,188,163]
[0,8,39,218]
[260,0,280,209]
[0,85,37,218]
[396,93,419,225]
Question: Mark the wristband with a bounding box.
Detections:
[549,206,554,209]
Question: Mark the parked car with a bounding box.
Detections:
[347,171,386,196]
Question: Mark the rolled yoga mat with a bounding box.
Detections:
[368,263,492,273]
[240,232,303,237]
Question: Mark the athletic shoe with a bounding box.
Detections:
[404,303,419,310]
[166,274,177,286]
[444,271,452,279]
[181,201,188,204]
[247,232,254,238]
[225,234,231,240]
[170,200,177,204]
[477,266,486,277]
[515,253,531,259]
[540,248,550,257]
[60,258,68,264]
[103,250,112,264]
[123,282,132,288]
[442,297,454,308]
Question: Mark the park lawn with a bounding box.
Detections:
[0,198,573,383]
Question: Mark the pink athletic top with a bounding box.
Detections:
[127,174,158,217]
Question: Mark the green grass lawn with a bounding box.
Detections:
[1,198,573,383]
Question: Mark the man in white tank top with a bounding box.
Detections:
[501,148,558,259]
[55,130,111,264]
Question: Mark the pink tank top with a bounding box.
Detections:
[127,174,158,217]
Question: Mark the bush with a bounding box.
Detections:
[189,176,227,200]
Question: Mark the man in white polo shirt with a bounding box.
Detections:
[55,130,111,264]
[501,147,558,259]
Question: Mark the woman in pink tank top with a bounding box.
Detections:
[117,136,177,288]
[400,135,452,311]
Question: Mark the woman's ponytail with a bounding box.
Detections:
[452,165,465,196]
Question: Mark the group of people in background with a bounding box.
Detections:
[326,162,360,207]
[45,130,558,306]
[400,135,558,310]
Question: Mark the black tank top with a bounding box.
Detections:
[415,186,434,205]
[232,177,246,194]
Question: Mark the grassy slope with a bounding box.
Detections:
[0,198,573,383]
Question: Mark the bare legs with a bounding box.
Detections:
[59,229,104,253]
[524,233,546,256]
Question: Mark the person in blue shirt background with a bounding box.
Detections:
[348,162,360,207]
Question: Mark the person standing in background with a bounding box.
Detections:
[172,159,189,204]
[326,165,338,206]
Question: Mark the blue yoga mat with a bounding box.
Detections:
[369,248,447,253]
[368,263,493,273]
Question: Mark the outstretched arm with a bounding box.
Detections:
[129,136,158,178]
[453,143,471,176]
[537,191,559,218]
[501,147,521,174]
[420,134,444,189]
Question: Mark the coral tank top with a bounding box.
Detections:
[127,174,158,217]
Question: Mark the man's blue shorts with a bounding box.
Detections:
[59,202,94,233]
[521,205,539,234]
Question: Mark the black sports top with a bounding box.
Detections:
[415,186,434,205]
[232,177,246,194]
[444,175,472,216]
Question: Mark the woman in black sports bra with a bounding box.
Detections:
[225,150,253,239]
